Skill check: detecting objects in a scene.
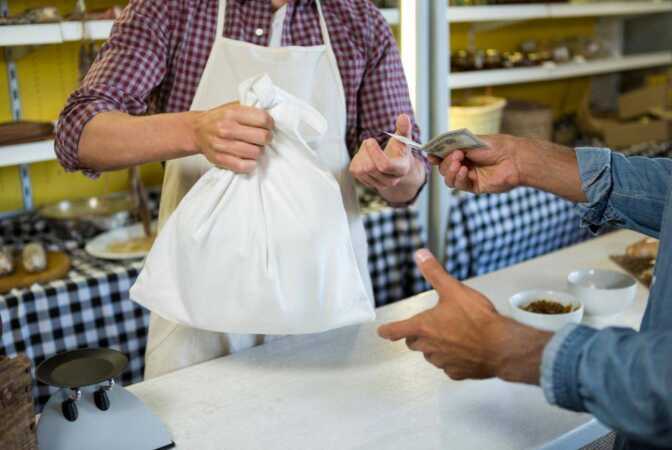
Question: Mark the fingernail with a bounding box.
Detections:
[450,162,459,172]
[415,248,432,263]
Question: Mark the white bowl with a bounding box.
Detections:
[567,269,637,316]
[509,290,583,332]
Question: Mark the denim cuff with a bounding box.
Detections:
[575,148,623,233]
[541,324,598,412]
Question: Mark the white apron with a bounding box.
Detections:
[144,0,373,378]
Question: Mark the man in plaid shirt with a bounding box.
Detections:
[56,0,427,377]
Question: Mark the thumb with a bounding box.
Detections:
[415,249,464,300]
[396,114,412,138]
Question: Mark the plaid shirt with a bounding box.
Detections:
[55,0,424,178]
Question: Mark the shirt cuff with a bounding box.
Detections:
[575,147,624,233]
[55,100,118,179]
[541,324,598,412]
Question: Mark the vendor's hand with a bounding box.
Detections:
[350,114,424,201]
[432,134,526,194]
[193,101,274,173]
[378,249,551,384]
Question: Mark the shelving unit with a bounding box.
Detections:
[0,140,56,168]
[426,1,672,260]
[0,21,113,46]
[450,51,672,89]
[0,10,399,47]
[447,1,672,23]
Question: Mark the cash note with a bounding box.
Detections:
[386,129,488,159]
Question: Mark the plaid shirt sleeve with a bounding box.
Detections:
[356,3,429,206]
[55,0,171,177]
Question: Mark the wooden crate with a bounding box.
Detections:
[0,355,37,450]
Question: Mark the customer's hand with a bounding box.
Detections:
[194,101,274,173]
[378,249,552,384]
[432,134,528,194]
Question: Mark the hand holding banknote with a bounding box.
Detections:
[433,134,525,194]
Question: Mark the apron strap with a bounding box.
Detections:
[216,0,227,40]
[315,0,332,49]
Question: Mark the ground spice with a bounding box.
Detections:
[521,300,573,315]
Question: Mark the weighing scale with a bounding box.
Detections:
[36,348,175,450]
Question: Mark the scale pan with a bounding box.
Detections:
[36,348,128,388]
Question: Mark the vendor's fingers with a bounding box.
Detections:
[367,141,406,177]
[212,139,263,160]
[395,113,412,137]
[219,123,273,146]
[227,105,275,129]
[360,173,387,191]
[210,153,257,173]
[368,170,401,188]
[378,314,423,341]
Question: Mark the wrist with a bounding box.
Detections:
[180,111,202,155]
[484,316,552,385]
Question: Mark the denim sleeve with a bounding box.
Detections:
[576,148,672,238]
[541,325,672,447]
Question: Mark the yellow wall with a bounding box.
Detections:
[1,6,596,212]
[451,18,597,118]
[0,0,162,212]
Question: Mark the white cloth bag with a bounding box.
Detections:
[131,74,375,335]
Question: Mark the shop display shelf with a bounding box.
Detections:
[449,51,672,89]
[0,8,399,48]
[0,140,56,168]
[381,8,400,25]
[0,20,114,47]
[447,1,672,23]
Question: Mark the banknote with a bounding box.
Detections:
[385,129,488,159]
[423,129,488,158]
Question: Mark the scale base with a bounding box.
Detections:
[37,384,174,450]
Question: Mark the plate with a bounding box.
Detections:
[36,348,128,388]
[41,192,133,220]
[85,222,157,260]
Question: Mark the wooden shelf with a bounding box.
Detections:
[381,8,400,25]
[0,140,56,168]
[0,9,400,47]
[0,21,114,47]
[447,1,672,23]
[449,51,672,89]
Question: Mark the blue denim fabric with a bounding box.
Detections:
[540,148,672,450]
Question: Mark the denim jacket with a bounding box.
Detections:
[540,148,672,450]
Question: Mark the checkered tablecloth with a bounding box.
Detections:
[444,188,593,280]
[1,206,426,411]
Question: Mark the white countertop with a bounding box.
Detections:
[128,230,648,450]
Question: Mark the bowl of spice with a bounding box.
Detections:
[509,290,583,332]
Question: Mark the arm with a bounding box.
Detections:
[438,135,672,237]
[56,0,272,176]
[55,0,175,174]
[540,325,672,447]
[348,4,427,206]
[378,250,672,447]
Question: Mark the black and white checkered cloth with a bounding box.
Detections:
[0,250,148,412]
[1,205,426,411]
[444,188,593,280]
[365,207,429,306]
